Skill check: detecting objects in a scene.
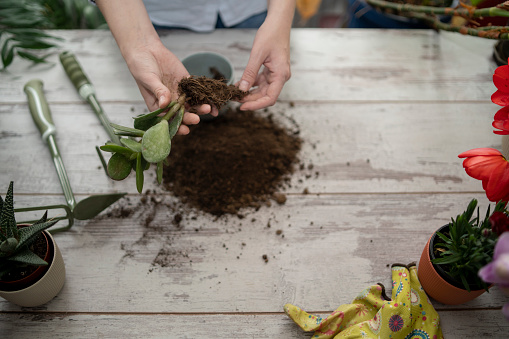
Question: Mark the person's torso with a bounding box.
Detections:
[143,0,267,32]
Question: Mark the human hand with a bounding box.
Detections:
[124,42,215,134]
[237,14,292,111]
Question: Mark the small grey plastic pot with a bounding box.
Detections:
[182,52,235,121]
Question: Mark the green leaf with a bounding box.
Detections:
[120,138,142,153]
[1,42,15,69]
[8,247,48,266]
[17,219,58,249]
[169,106,184,139]
[5,28,63,40]
[100,143,134,157]
[136,153,144,194]
[16,50,51,64]
[134,116,162,131]
[111,123,145,137]
[141,120,171,163]
[431,253,462,265]
[1,182,17,239]
[157,161,164,184]
[107,153,132,181]
[0,238,18,254]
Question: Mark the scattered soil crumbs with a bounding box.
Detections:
[162,108,302,216]
[99,106,320,272]
[178,76,247,109]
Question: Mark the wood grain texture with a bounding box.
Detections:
[0,29,497,104]
[1,310,508,338]
[0,101,500,194]
[0,29,507,338]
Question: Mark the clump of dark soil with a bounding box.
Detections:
[162,108,302,216]
[178,76,247,109]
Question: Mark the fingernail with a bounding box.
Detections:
[159,96,166,107]
[239,80,249,92]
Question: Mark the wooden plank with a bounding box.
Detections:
[0,100,500,195]
[0,29,497,104]
[1,193,507,313]
[1,309,508,339]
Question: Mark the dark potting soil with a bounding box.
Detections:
[178,76,247,109]
[161,108,303,216]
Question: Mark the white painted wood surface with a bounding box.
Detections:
[1,29,508,338]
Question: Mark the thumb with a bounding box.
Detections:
[141,74,171,109]
[154,85,171,109]
[239,55,263,92]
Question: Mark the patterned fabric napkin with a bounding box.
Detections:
[284,263,443,338]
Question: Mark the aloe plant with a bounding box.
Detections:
[431,198,506,292]
[0,182,59,280]
[0,0,106,69]
[100,95,187,193]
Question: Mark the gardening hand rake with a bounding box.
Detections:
[18,79,126,233]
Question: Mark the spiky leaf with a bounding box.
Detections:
[7,247,48,266]
[17,219,58,250]
[1,182,17,239]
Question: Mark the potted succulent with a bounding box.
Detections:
[0,181,66,307]
[418,198,506,304]
[418,58,509,306]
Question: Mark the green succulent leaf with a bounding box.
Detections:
[17,219,58,249]
[169,106,184,139]
[111,123,145,137]
[107,153,132,181]
[132,103,175,131]
[134,116,162,131]
[1,182,17,240]
[157,161,164,185]
[8,247,48,266]
[120,138,142,153]
[0,238,18,255]
[141,120,171,163]
[100,143,134,157]
[136,153,144,194]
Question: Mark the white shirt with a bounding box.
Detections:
[143,0,267,32]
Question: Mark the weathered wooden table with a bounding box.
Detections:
[1,29,509,338]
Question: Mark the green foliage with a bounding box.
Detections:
[431,199,505,292]
[0,0,107,69]
[0,182,59,280]
[100,96,186,193]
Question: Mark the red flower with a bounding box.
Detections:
[490,211,509,236]
[492,63,509,106]
[493,106,509,135]
[458,148,509,202]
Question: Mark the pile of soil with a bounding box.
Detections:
[162,108,302,216]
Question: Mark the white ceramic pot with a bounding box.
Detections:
[0,230,66,307]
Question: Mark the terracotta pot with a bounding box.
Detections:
[0,229,65,307]
[417,227,488,305]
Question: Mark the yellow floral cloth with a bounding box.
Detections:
[284,263,443,339]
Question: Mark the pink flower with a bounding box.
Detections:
[479,232,509,320]
[493,106,509,135]
[458,148,509,202]
[492,63,509,106]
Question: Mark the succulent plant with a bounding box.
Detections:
[431,198,506,292]
[0,181,59,280]
[100,94,186,193]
